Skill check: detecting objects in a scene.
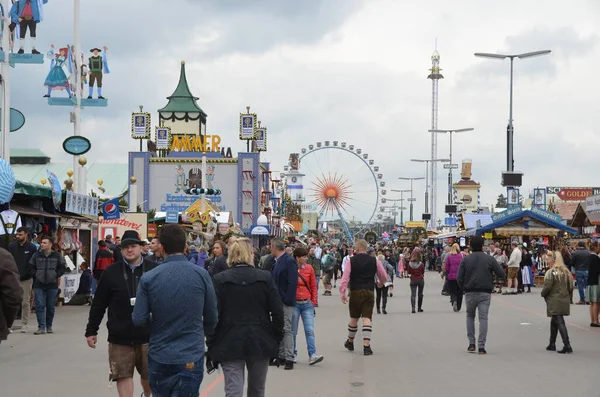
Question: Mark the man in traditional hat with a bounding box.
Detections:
[85,230,156,397]
[88,46,110,99]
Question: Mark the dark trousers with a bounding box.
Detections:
[410,280,424,309]
[375,286,388,311]
[19,19,36,39]
[447,280,463,310]
[550,315,570,346]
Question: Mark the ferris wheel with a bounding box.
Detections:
[292,140,387,241]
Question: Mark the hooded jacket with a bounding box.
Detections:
[407,261,424,281]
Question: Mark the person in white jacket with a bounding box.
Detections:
[504,242,522,295]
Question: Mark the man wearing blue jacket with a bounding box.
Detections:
[10,0,48,54]
[270,238,297,370]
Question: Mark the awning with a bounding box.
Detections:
[493,227,561,237]
[13,180,52,198]
[476,209,578,235]
[10,203,60,218]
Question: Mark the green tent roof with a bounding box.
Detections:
[158,61,207,116]
[14,180,52,198]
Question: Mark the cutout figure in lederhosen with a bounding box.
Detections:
[88,46,110,99]
[10,0,48,54]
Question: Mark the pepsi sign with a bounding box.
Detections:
[102,198,121,220]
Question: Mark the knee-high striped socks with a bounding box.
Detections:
[348,325,358,340]
[363,325,372,344]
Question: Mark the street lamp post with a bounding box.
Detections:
[390,189,410,226]
[429,128,474,205]
[410,159,449,225]
[398,177,424,222]
[474,50,551,172]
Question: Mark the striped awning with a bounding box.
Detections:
[494,227,560,237]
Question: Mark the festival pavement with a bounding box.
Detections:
[1,273,598,397]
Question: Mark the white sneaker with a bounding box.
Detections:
[293,355,297,363]
[309,354,323,365]
[21,324,28,333]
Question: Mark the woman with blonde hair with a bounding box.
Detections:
[541,251,574,354]
[207,238,284,396]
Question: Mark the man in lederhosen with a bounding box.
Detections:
[10,0,48,54]
[88,46,110,100]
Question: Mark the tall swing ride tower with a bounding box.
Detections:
[427,48,443,227]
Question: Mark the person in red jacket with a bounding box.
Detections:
[94,240,114,281]
[291,247,324,366]
[407,248,425,314]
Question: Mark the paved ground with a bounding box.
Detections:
[1,273,599,397]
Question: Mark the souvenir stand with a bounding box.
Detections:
[475,207,579,286]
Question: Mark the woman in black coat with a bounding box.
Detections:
[207,238,283,397]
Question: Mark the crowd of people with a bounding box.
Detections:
[3,226,599,396]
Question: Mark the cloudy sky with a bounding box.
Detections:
[8,0,599,222]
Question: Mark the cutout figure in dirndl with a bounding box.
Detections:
[43,45,72,98]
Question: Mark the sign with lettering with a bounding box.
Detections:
[131,112,151,139]
[491,207,522,223]
[405,221,426,228]
[170,134,222,153]
[529,207,562,223]
[99,213,148,240]
[155,126,171,150]
[547,187,600,198]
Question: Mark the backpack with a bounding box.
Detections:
[322,254,336,271]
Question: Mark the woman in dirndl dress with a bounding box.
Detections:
[43,45,72,98]
[586,241,600,327]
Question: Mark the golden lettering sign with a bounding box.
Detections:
[170,134,222,153]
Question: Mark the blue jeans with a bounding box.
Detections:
[34,288,58,330]
[576,270,588,302]
[292,301,316,358]
[148,356,204,397]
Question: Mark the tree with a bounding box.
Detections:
[496,194,507,209]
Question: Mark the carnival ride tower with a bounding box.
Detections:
[427,48,443,227]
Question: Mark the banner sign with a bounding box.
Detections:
[255,127,267,151]
[529,207,562,223]
[239,113,257,140]
[405,221,425,228]
[131,112,151,139]
[491,207,522,222]
[102,198,121,220]
[586,195,600,212]
[65,191,98,216]
[546,187,600,200]
[533,188,546,207]
[155,126,171,150]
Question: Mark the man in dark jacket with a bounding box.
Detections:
[85,230,155,397]
[457,236,505,355]
[0,247,22,344]
[27,236,65,335]
[94,240,114,281]
[8,226,37,332]
[67,262,93,306]
[270,238,298,369]
[571,241,591,304]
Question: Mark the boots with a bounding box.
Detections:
[411,295,416,313]
[417,295,424,312]
[554,316,573,354]
[546,318,558,351]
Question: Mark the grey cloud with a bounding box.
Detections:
[459,27,597,87]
